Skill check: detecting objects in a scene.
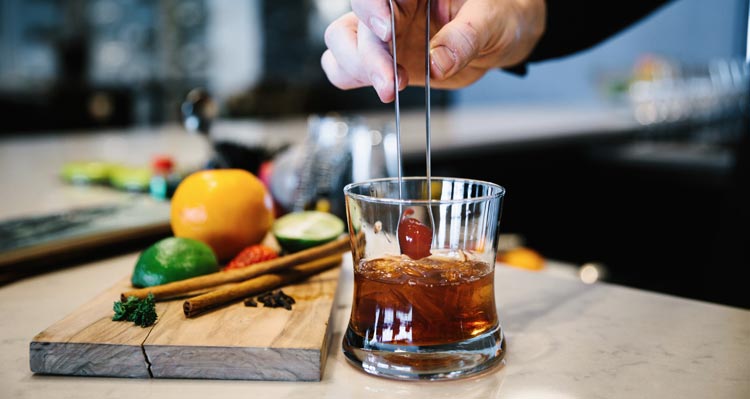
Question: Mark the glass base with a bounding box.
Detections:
[342,324,505,381]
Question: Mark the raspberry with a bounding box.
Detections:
[224,244,279,271]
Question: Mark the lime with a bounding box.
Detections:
[132,237,219,288]
[109,165,152,192]
[272,211,344,253]
[61,162,113,184]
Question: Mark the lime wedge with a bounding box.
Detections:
[272,211,344,253]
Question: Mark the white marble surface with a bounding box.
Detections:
[2,106,746,397]
[1,253,748,399]
[0,127,211,220]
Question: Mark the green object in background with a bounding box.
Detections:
[61,162,114,185]
[131,237,220,288]
[61,161,153,192]
[272,211,345,253]
[109,165,152,192]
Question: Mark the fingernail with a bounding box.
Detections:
[370,17,389,41]
[430,46,456,77]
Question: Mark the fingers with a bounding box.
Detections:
[351,0,422,42]
[351,0,395,41]
[429,1,490,80]
[429,64,488,89]
[321,50,367,90]
[358,20,408,102]
[322,12,407,103]
[322,13,376,91]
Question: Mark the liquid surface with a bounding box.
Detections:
[351,254,497,346]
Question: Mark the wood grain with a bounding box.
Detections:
[30,265,342,381]
[29,278,155,377]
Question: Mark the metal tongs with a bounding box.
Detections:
[390,0,436,251]
[389,0,431,197]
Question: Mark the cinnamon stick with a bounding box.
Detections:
[121,235,350,301]
[183,254,342,317]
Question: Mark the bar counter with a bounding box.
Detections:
[1,251,748,398]
[1,107,747,398]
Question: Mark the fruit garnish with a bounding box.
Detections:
[272,211,344,253]
[170,169,274,261]
[398,209,432,260]
[109,165,152,192]
[497,247,545,271]
[131,237,219,288]
[60,161,113,185]
[224,244,279,271]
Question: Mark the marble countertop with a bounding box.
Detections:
[1,253,748,399]
[2,105,746,397]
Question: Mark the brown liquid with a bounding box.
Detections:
[350,254,497,346]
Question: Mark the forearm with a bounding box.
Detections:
[527,0,673,62]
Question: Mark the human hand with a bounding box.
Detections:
[321,0,546,102]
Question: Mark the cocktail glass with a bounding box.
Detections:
[343,177,506,380]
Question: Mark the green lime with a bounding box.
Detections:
[132,237,219,288]
[61,162,113,184]
[109,166,152,192]
[272,211,344,253]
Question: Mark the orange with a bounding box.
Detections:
[497,247,545,271]
[170,169,274,261]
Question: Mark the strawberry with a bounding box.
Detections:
[224,244,279,271]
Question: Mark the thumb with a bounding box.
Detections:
[429,2,492,80]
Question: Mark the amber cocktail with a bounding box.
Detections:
[343,177,505,380]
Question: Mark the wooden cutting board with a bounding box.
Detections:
[30,266,341,381]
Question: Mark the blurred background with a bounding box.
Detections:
[0,0,451,129]
[0,0,746,126]
[0,0,748,307]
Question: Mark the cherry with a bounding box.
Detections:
[398,209,433,260]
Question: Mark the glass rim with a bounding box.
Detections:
[343,176,505,205]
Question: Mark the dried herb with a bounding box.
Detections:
[247,290,296,310]
[243,297,258,307]
[112,293,157,327]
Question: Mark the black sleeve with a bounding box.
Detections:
[506,0,674,74]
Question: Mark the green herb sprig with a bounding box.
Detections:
[112,293,157,327]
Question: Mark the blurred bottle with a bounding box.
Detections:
[268,115,395,220]
[149,155,181,200]
[181,88,217,135]
[180,88,229,169]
